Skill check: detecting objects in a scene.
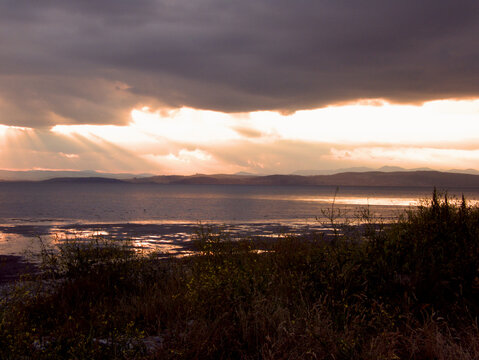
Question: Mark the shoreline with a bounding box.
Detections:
[0,219,385,254]
[0,220,384,284]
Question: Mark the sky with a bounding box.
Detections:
[1,0,479,175]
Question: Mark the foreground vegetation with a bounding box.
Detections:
[2,192,479,359]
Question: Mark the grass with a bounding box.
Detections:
[2,191,479,358]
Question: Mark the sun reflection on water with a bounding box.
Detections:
[297,197,420,206]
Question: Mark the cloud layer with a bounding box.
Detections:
[1,0,479,127]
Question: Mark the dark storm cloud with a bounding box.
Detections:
[1,0,479,127]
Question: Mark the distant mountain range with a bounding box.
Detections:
[291,166,479,176]
[128,171,479,188]
[2,169,479,188]
[2,167,478,182]
[42,177,126,184]
[0,170,153,181]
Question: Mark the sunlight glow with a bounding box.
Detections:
[328,147,479,169]
[51,99,479,148]
[41,98,479,173]
[130,108,241,143]
[248,99,479,145]
[51,124,152,144]
[0,125,30,137]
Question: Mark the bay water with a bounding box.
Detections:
[1,182,478,256]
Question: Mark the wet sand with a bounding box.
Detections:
[0,220,381,283]
[0,221,338,254]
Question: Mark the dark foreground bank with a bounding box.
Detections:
[1,192,479,359]
[0,255,37,284]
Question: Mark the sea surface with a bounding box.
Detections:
[1,182,478,257]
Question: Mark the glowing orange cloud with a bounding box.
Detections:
[23,98,479,173]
